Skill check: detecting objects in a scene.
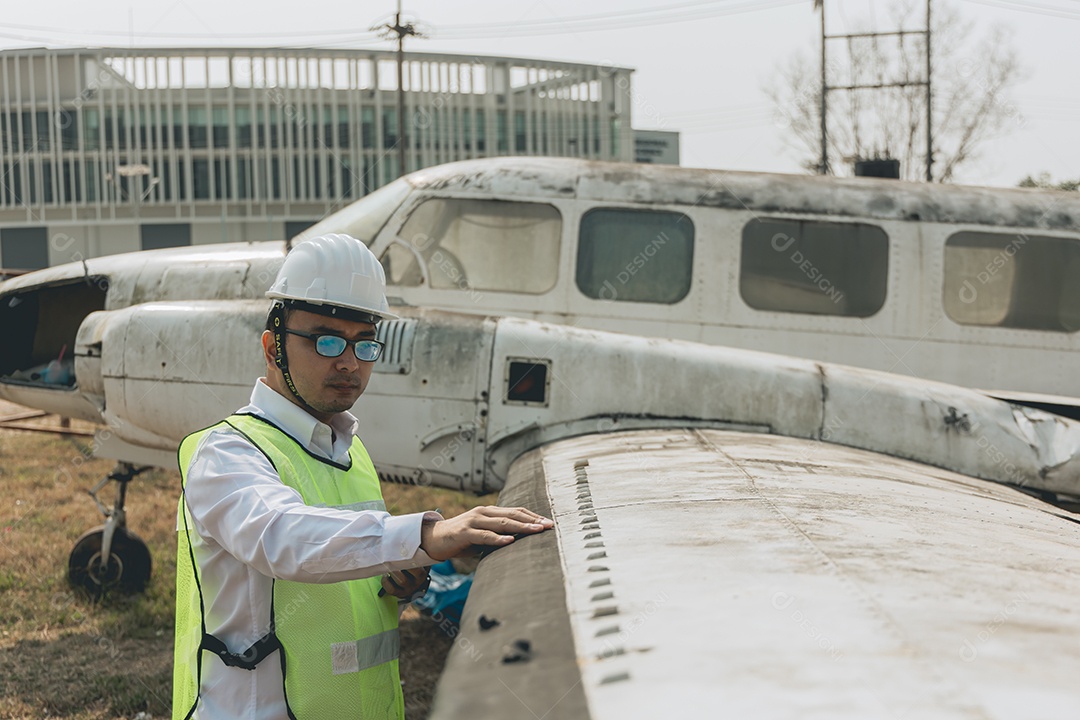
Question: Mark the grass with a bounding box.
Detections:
[0,410,493,719]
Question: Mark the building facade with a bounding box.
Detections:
[0,47,634,271]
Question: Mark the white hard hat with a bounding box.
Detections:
[267,233,397,323]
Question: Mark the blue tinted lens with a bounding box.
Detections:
[354,340,383,362]
[314,335,347,357]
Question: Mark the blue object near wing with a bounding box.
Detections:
[413,560,473,629]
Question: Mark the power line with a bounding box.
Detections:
[665,101,775,120]
[5,0,1078,49]
[436,0,806,38]
[0,21,382,43]
[678,117,780,134]
[958,0,1080,20]
[0,0,805,46]
[663,106,777,132]
[443,0,775,28]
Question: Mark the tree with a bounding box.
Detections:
[767,1,1022,182]
[1018,173,1080,192]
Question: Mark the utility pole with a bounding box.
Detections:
[815,0,933,181]
[377,1,421,178]
[817,0,828,175]
[925,0,933,181]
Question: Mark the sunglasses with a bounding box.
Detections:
[284,328,385,362]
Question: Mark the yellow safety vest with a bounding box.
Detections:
[173,413,404,719]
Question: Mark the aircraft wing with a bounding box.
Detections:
[434,428,1080,719]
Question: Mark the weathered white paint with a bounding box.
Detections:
[348,157,1080,400]
[538,429,1080,719]
[484,316,1080,497]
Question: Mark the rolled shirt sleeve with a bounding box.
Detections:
[184,428,439,584]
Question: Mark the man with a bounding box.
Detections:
[173,234,552,719]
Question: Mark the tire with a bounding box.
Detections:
[68,525,152,596]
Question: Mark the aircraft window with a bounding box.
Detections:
[943,232,1080,332]
[298,178,412,245]
[740,218,888,317]
[387,198,561,293]
[576,208,694,304]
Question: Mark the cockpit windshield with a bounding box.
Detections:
[379,198,562,294]
[295,178,413,246]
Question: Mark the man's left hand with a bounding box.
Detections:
[380,568,431,602]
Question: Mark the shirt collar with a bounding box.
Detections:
[248,379,359,458]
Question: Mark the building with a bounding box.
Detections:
[0,47,635,271]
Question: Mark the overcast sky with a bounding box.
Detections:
[2,0,1076,188]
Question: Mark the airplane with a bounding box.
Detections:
[298,156,1080,416]
[1,159,1079,714]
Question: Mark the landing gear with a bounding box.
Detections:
[68,463,153,596]
[69,525,152,595]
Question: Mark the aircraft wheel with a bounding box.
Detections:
[68,525,152,596]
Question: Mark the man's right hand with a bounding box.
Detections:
[419,506,553,561]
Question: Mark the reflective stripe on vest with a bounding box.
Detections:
[173,414,404,720]
[331,628,401,675]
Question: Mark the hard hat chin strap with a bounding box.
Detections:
[269,302,321,417]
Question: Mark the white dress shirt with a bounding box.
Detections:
[181,379,438,719]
